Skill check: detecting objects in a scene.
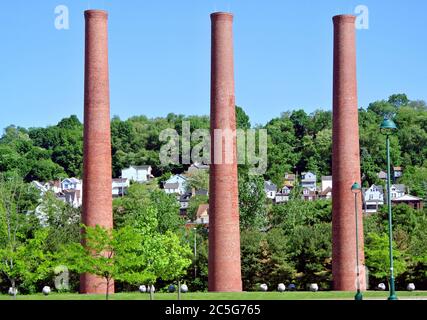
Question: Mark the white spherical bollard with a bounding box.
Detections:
[139,285,147,293]
[259,284,268,292]
[407,283,416,291]
[180,284,189,293]
[378,283,386,291]
[277,283,286,292]
[8,287,18,296]
[309,283,319,292]
[42,286,51,296]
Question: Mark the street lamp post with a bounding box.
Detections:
[193,227,197,280]
[380,118,398,301]
[351,182,363,301]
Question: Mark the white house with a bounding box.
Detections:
[363,184,384,213]
[112,178,129,197]
[321,176,332,193]
[121,165,153,183]
[389,184,406,200]
[59,178,83,208]
[61,178,82,191]
[164,175,188,195]
[264,181,277,200]
[301,172,317,191]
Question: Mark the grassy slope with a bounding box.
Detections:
[0,291,426,300]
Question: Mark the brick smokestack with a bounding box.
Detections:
[81,10,114,294]
[332,15,366,291]
[208,12,242,292]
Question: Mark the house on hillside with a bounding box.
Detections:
[59,178,83,208]
[121,165,153,183]
[363,184,384,213]
[163,175,188,195]
[302,188,317,201]
[61,178,81,191]
[301,172,317,191]
[264,181,277,200]
[393,167,403,179]
[389,184,406,200]
[112,178,129,197]
[392,195,423,210]
[179,193,192,215]
[283,173,296,188]
[185,204,209,229]
[321,176,332,192]
[378,170,387,181]
[275,186,291,204]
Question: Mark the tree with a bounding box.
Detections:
[238,174,267,231]
[59,225,152,300]
[236,106,251,130]
[0,229,52,296]
[0,174,41,295]
[37,191,81,251]
[186,170,209,193]
[365,232,407,283]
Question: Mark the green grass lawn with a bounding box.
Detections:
[1,291,426,300]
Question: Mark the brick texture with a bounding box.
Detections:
[208,12,243,292]
[332,15,366,291]
[80,10,114,295]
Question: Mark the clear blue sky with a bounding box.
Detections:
[0,0,426,130]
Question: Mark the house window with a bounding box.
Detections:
[369,194,373,200]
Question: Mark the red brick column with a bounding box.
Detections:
[81,10,114,294]
[332,15,366,291]
[208,12,242,292]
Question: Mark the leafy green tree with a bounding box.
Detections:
[236,106,251,129]
[0,229,52,296]
[238,174,267,231]
[37,191,81,251]
[59,225,152,300]
[186,170,209,192]
[365,232,407,283]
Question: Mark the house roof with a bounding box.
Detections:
[113,178,128,183]
[63,178,81,184]
[393,167,403,171]
[319,187,332,196]
[365,184,384,192]
[164,183,179,189]
[301,172,316,182]
[264,181,277,192]
[392,195,422,202]
[189,162,209,170]
[131,165,151,170]
[195,189,209,196]
[391,184,406,193]
[196,204,209,218]
[378,171,387,179]
[284,173,296,181]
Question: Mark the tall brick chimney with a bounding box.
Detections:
[208,12,243,292]
[81,9,114,294]
[332,15,366,291]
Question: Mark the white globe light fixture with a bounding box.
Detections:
[180,284,189,293]
[42,286,51,296]
[277,283,286,292]
[309,284,319,292]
